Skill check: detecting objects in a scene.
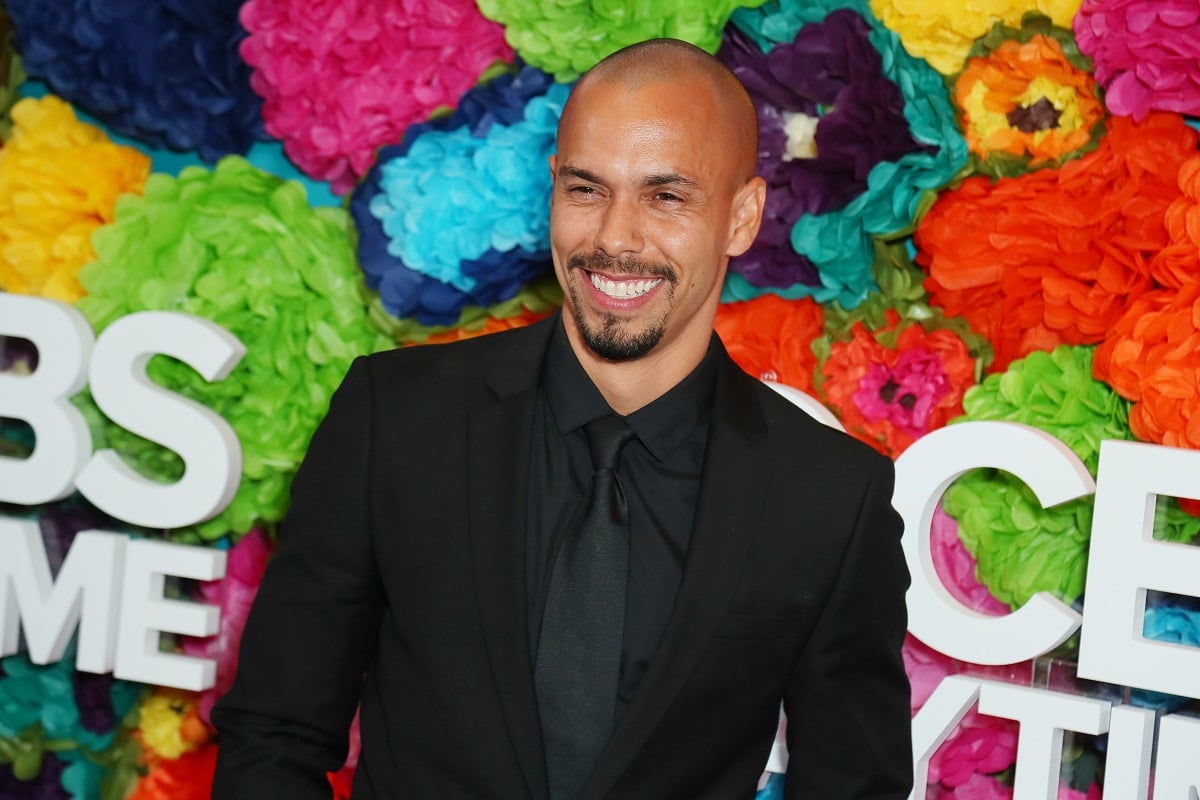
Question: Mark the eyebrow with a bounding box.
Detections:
[558,165,701,191]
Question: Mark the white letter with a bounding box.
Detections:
[764,381,846,431]
[75,311,245,528]
[976,680,1110,800]
[908,676,982,799]
[0,517,124,672]
[1078,440,1200,700]
[894,422,1091,664]
[114,538,226,690]
[1105,705,1154,800]
[0,295,94,504]
[1153,713,1200,800]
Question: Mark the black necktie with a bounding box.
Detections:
[535,414,636,800]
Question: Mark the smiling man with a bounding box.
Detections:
[213,39,912,800]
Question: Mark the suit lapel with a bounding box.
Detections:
[467,318,557,800]
[584,354,774,798]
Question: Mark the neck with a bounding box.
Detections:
[561,318,711,416]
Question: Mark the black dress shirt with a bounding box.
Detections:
[526,322,718,717]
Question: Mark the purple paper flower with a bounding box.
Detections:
[0,752,69,800]
[718,13,931,289]
[1074,0,1200,120]
[71,671,117,735]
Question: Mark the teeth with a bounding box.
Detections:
[589,273,663,299]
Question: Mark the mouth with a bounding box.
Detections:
[587,271,664,300]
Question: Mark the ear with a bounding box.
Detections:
[725,176,766,258]
[548,154,559,182]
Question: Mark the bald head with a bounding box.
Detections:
[560,38,760,184]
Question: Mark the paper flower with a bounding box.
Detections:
[0,10,23,141]
[933,773,1012,800]
[932,504,1011,616]
[417,306,554,345]
[1074,0,1200,120]
[75,157,388,542]
[1093,282,1200,451]
[954,23,1105,176]
[918,113,1199,373]
[929,710,1019,788]
[719,16,932,293]
[941,346,1131,608]
[475,0,762,82]
[134,690,209,762]
[868,0,1082,75]
[239,0,512,192]
[1153,155,1200,289]
[179,529,273,727]
[726,0,967,308]
[713,295,825,392]
[818,310,976,457]
[1144,601,1200,646]
[125,743,217,800]
[5,0,265,160]
[904,634,958,714]
[364,78,567,324]
[0,751,69,800]
[0,96,149,302]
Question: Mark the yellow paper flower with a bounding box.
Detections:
[136,689,209,761]
[0,95,149,301]
[869,0,1082,74]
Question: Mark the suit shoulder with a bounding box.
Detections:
[357,318,551,384]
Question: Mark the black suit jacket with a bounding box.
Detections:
[211,315,912,799]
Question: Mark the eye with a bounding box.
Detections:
[654,191,683,204]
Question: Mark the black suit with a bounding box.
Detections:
[212,314,912,799]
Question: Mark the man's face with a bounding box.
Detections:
[549,76,761,365]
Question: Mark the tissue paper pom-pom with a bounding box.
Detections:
[929,711,1019,788]
[931,504,1011,616]
[6,0,264,161]
[0,96,149,302]
[932,773,1013,800]
[0,750,69,799]
[1154,156,1200,289]
[918,113,1199,373]
[1074,0,1200,120]
[179,530,273,727]
[713,295,825,392]
[1093,282,1200,451]
[475,0,764,82]
[942,346,1131,607]
[719,16,932,293]
[368,82,567,309]
[954,25,1105,176]
[818,311,976,457]
[1144,601,1200,646]
[728,0,967,309]
[134,690,210,762]
[868,0,1082,75]
[240,0,512,193]
[75,157,388,542]
[126,743,217,800]
[418,306,554,344]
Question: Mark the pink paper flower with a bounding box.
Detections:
[1074,0,1200,120]
[180,529,273,727]
[929,711,1019,787]
[931,504,1011,616]
[239,0,512,192]
[904,634,958,714]
[933,773,1011,800]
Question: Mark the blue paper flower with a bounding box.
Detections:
[352,64,563,326]
[723,0,967,308]
[6,0,265,161]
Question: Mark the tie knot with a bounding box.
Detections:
[584,414,635,472]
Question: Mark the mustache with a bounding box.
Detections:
[567,252,678,284]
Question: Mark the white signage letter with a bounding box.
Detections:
[1153,713,1200,800]
[75,312,245,528]
[908,676,982,799]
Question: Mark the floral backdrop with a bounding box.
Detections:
[0,0,1198,797]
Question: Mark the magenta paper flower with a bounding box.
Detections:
[239,0,513,192]
[1074,0,1200,119]
[180,529,273,726]
[933,773,1011,800]
[929,710,1019,788]
[931,504,1010,617]
[852,347,955,441]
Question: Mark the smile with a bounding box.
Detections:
[588,272,663,299]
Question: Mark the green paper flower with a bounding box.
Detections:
[475,0,767,81]
[76,156,389,542]
[943,346,1132,608]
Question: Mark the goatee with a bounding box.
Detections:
[566,252,677,362]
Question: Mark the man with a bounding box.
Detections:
[212,38,911,799]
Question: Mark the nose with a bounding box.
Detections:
[594,194,644,258]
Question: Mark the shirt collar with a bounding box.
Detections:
[544,319,719,462]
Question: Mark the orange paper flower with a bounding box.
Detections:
[955,33,1104,168]
[0,95,150,301]
[713,294,825,393]
[127,744,217,800]
[1093,282,1200,451]
[918,112,1198,372]
[416,306,554,345]
[1154,155,1200,289]
[819,311,977,457]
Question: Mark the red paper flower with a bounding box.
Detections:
[127,743,217,800]
[819,311,976,456]
[417,306,553,345]
[1154,155,1200,289]
[713,295,825,393]
[918,113,1199,372]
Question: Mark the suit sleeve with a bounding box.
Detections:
[783,455,913,799]
[211,356,382,799]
